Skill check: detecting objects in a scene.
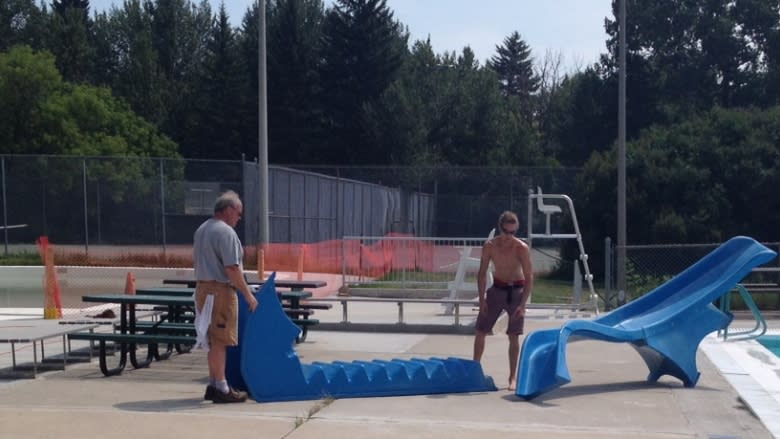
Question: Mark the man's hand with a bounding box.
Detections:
[512,305,526,319]
[478,297,487,316]
[245,293,258,312]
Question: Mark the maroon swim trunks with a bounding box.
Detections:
[475,279,525,335]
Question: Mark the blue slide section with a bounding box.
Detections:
[516,236,777,400]
[226,273,497,402]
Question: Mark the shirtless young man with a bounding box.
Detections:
[473,211,533,391]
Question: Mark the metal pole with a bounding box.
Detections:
[2,157,7,255]
[604,237,612,310]
[82,159,89,255]
[160,159,167,256]
[258,0,270,246]
[616,0,627,300]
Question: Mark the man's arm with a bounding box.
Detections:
[518,243,533,307]
[477,243,492,309]
[225,265,258,311]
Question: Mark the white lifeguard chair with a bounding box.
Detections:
[536,187,562,235]
[528,188,599,314]
[442,228,495,315]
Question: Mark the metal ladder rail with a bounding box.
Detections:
[718,283,767,341]
[527,189,600,315]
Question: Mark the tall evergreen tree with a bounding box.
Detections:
[488,31,540,102]
[145,0,213,148]
[49,0,94,83]
[187,4,246,159]
[319,0,408,164]
[266,0,326,164]
[109,0,167,126]
[236,3,260,161]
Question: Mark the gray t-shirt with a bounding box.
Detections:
[193,218,243,282]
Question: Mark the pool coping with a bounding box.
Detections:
[701,329,780,438]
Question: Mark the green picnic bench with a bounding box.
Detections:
[68,332,196,376]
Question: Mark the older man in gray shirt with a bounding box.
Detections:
[194,190,258,403]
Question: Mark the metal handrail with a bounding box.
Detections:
[718,284,767,341]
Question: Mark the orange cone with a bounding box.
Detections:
[124,272,136,295]
[296,245,305,281]
[36,236,63,319]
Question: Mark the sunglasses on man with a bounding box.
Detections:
[500,223,518,235]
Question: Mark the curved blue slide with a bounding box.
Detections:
[226,273,497,402]
[516,236,777,400]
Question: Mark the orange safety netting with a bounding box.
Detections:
[36,236,63,319]
[252,233,436,280]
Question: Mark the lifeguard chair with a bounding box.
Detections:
[527,188,598,314]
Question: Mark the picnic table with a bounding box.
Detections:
[136,286,313,306]
[0,320,99,378]
[162,278,326,291]
[69,294,196,376]
[141,286,322,342]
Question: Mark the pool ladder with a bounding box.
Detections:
[717,284,767,341]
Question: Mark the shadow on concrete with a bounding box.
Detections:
[115,398,211,412]
[499,380,720,405]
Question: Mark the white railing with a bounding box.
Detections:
[340,235,489,292]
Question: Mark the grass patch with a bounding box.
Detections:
[294,395,335,429]
[351,270,600,304]
[0,252,41,265]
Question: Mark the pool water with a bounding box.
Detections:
[757,335,780,356]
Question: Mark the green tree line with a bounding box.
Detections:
[2,0,780,249]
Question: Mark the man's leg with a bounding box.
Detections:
[208,343,226,382]
[508,334,520,391]
[473,331,488,362]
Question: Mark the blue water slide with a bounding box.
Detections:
[516,236,777,400]
[227,272,497,402]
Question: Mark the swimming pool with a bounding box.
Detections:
[758,335,780,357]
[702,330,780,437]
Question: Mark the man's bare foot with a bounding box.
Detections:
[508,378,517,391]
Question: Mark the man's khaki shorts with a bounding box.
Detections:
[195,281,238,347]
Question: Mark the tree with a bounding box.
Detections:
[488,31,540,109]
[236,2,260,160]
[319,0,408,164]
[575,105,780,277]
[145,0,213,146]
[602,0,767,118]
[541,67,616,166]
[0,0,47,52]
[266,0,326,163]
[0,45,178,157]
[48,0,94,83]
[184,3,247,159]
[107,0,167,126]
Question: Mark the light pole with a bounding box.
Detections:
[258,0,270,247]
[617,0,627,305]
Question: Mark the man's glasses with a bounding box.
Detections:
[500,224,517,235]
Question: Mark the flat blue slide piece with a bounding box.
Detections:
[516,236,777,400]
[230,273,497,402]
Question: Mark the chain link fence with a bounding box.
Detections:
[0,155,585,312]
[604,241,780,310]
[0,156,582,261]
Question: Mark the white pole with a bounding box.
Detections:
[258,0,270,246]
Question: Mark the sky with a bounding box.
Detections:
[89,0,614,71]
